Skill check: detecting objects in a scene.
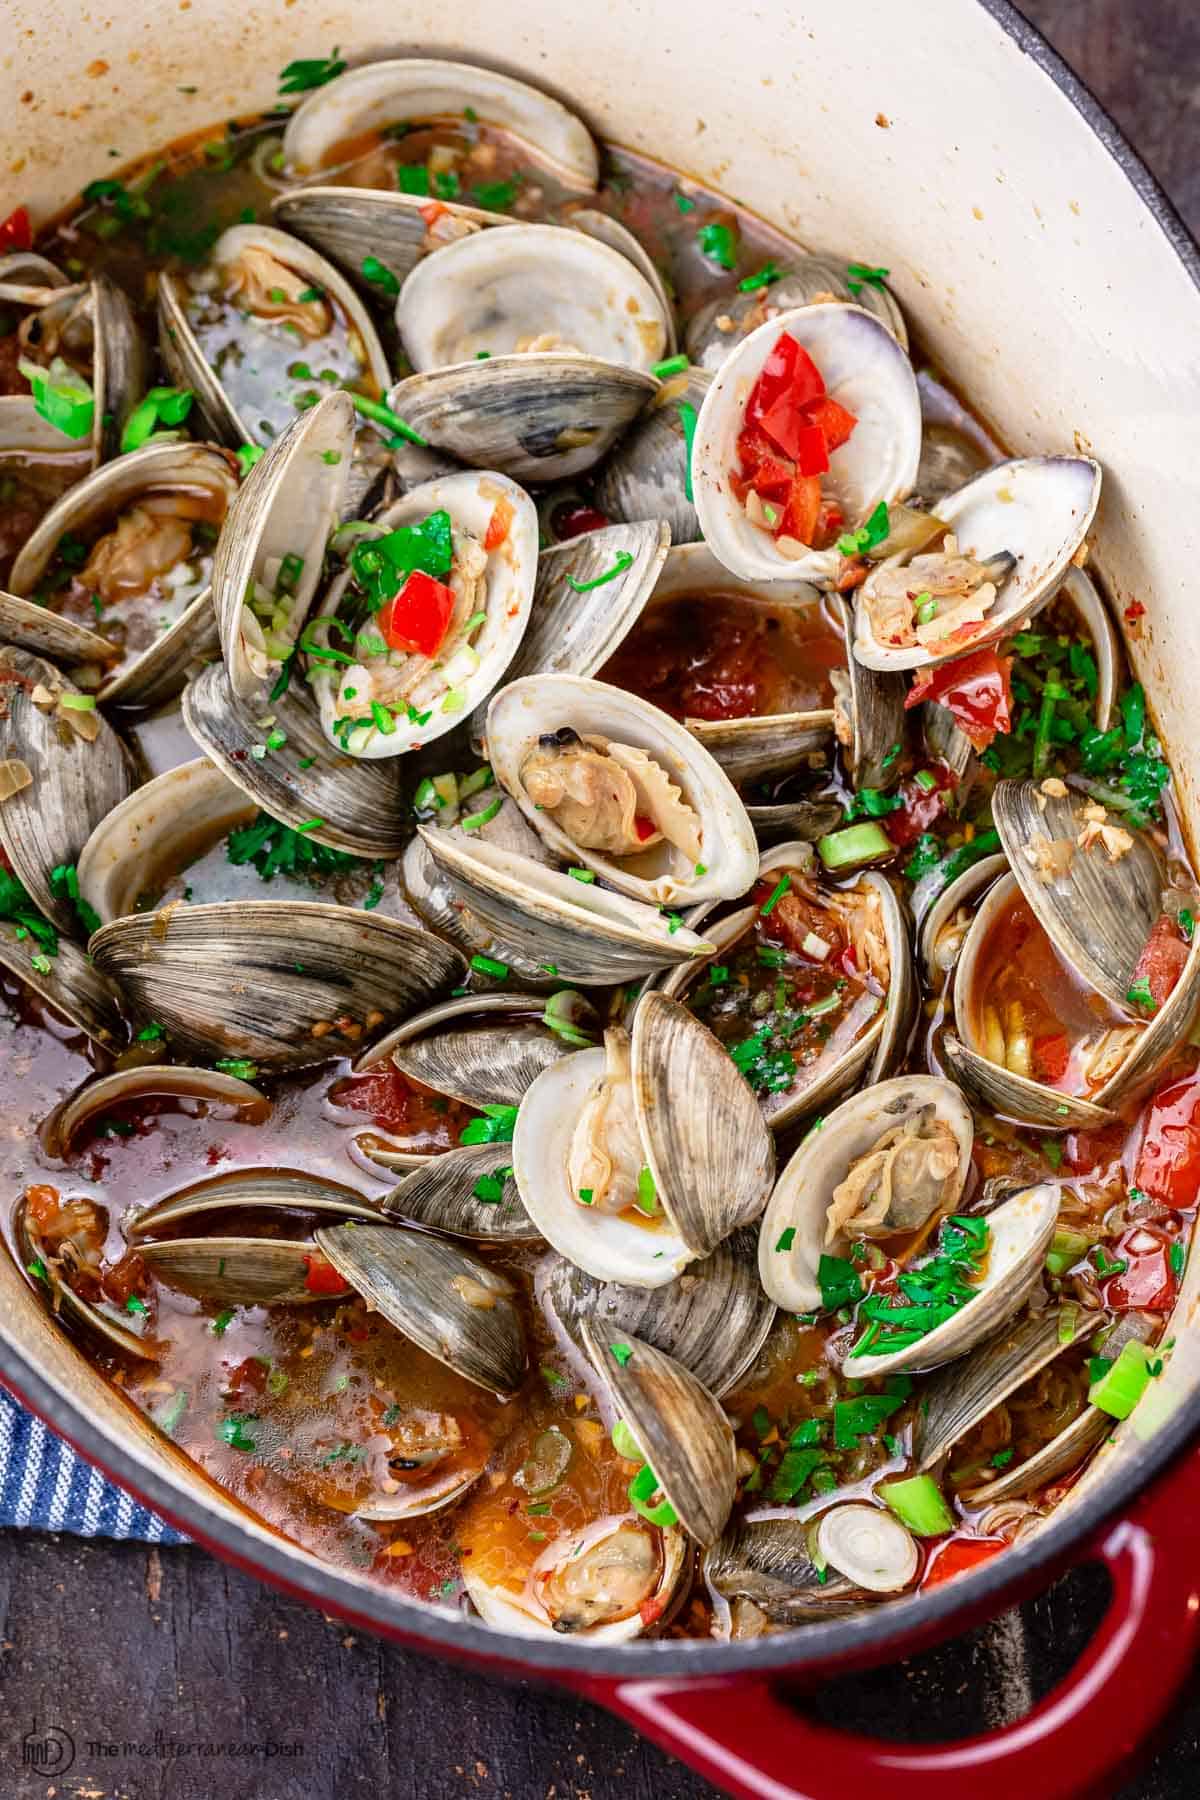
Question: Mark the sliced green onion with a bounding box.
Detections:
[611,1418,642,1461]
[568,867,595,883]
[565,551,634,593]
[879,1473,953,1536]
[651,353,689,379]
[349,391,426,445]
[470,953,509,980]
[1089,1339,1156,1418]
[817,822,892,870]
[361,255,400,295]
[459,796,503,832]
[677,401,699,503]
[759,874,790,917]
[738,261,782,292]
[627,1460,678,1526]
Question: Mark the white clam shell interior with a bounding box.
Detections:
[397,224,669,373]
[513,1047,692,1286]
[693,303,922,584]
[311,468,538,759]
[486,672,760,905]
[282,56,599,188]
[852,455,1103,672]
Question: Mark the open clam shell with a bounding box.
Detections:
[513,993,774,1287]
[592,366,712,546]
[542,1226,776,1398]
[0,644,134,933]
[378,1144,537,1242]
[398,225,668,374]
[567,208,678,352]
[852,456,1103,673]
[355,989,594,1104]
[128,1169,381,1237]
[210,389,354,704]
[309,469,538,759]
[43,1063,269,1158]
[401,799,560,985]
[2,272,144,465]
[948,863,1200,1125]
[138,1236,344,1306]
[76,756,252,926]
[9,441,239,709]
[89,900,465,1071]
[390,353,658,486]
[917,851,1008,993]
[0,928,125,1050]
[685,257,907,371]
[0,589,115,669]
[158,225,390,450]
[693,304,922,585]
[827,592,908,790]
[657,843,915,1130]
[705,1516,864,1623]
[181,661,410,858]
[745,796,843,843]
[842,1183,1061,1381]
[486,673,759,906]
[272,186,502,294]
[581,1321,737,1547]
[465,1513,689,1642]
[758,1075,974,1312]
[17,1197,160,1363]
[315,1222,526,1396]
[465,521,670,739]
[281,56,600,189]
[416,828,714,984]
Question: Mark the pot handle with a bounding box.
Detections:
[577,1444,1200,1800]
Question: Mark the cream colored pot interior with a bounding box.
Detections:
[3,0,1200,1639]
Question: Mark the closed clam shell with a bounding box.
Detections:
[843,1183,1061,1380]
[693,304,922,586]
[138,1236,336,1306]
[128,1170,382,1238]
[685,257,907,372]
[315,1223,527,1396]
[8,440,239,710]
[633,990,775,1258]
[541,1227,776,1398]
[581,1321,737,1547]
[89,900,465,1071]
[592,367,712,546]
[355,989,587,1105]
[704,1516,863,1622]
[390,354,659,485]
[181,660,410,858]
[209,389,354,703]
[379,1144,537,1242]
[487,672,759,906]
[0,928,125,1050]
[401,799,560,985]
[281,57,599,188]
[76,756,252,926]
[758,1075,973,1312]
[0,644,135,933]
[852,457,1102,673]
[414,827,711,985]
[272,185,501,292]
[43,1063,269,1158]
[465,521,670,741]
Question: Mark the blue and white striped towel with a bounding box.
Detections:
[0,1386,186,1541]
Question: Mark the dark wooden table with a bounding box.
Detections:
[5,4,1200,1796]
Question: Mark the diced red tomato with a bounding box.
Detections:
[639,1594,667,1627]
[1133,1074,1200,1208]
[551,502,609,540]
[225,1356,269,1397]
[803,395,857,452]
[745,334,826,428]
[1064,1122,1128,1180]
[101,1249,150,1308]
[419,202,448,228]
[377,570,456,658]
[758,398,830,473]
[905,649,1014,751]
[1033,1034,1070,1085]
[921,1536,1007,1590]
[1104,1224,1177,1312]
[744,454,796,500]
[1131,914,1189,1011]
[25,1184,63,1233]
[303,1250,351,1296]
[484,496,514,551]
[633,814,657,841]
[0,206,31,252]
[778,474,823,544]
[882,763,957,848]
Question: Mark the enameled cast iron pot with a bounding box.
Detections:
[5,3,1200,1794]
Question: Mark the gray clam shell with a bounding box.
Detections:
[592,368,711,545]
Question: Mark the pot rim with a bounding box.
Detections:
[5,0,1200,1680]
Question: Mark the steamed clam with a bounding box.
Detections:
[693,304,922,585]
[592,365,712,546]
[356,987,598,1105]
[9,440,239,707]
[685,258,907,372]
[390,226,667,481]
[0,266,145,464]
[513,991,774,1287]
[486,673,759,907]
[463,1509,688,1640]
